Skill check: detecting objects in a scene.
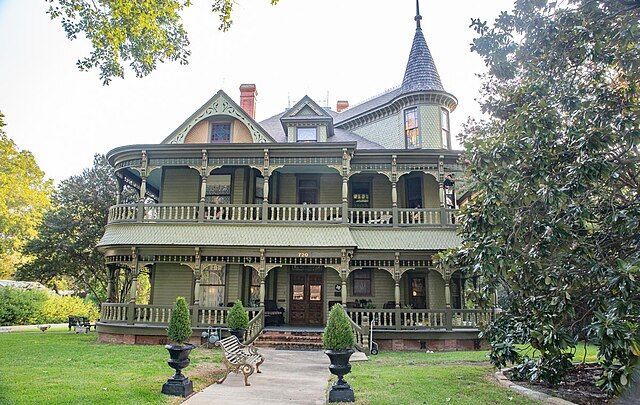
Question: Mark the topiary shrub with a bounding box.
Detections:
[323,304,355,350]
[227,300,249,330]
[167,297,192,345]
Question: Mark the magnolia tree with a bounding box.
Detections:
[448,0,640,395]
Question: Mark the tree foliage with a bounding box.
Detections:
[16,155,136,303]
[450,0,640,395]
[0,112,51,279]
[46,0,279,85]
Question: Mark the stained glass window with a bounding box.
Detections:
[211,123,231,143]
[404,108,420,149]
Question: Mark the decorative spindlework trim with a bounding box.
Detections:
[166,93,272,144]
[266,256,341,266]
[270,156,342,165]
[114,159,141,170]
[149,157,201,167]
[208,157,263,167]
[336,92,457,131]
[351,163,392,172]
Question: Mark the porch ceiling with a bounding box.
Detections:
[350,228,461,251]
[98,223,357,248]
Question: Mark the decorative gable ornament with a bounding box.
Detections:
[280,95,334,137]
[163,90,274,144]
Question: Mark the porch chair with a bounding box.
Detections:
[216,335,265,386]
[264,300,285,326]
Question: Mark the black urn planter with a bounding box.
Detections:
[161,343,195,397]
[325,348,355,403]
[230,328,246,343]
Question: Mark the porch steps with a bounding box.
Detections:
[254,330,324,351]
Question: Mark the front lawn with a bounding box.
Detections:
[344,345,600,404]
[0,328,222,404]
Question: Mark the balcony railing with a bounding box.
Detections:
[107,203,458,227]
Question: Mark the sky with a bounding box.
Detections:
[0,0,514,182]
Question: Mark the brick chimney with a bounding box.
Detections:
[239,84,257,119]
[336,100,349,113]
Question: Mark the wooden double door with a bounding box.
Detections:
[289,272,323,325]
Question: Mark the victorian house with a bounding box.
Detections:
[97,5,492,351]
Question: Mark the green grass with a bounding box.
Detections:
[0,329,222,405]
[346,351,533,405]
[344,344,600,405]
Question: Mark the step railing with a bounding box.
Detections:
[345,308,495,331]
[244,308,265,344]
[347,313,369,355]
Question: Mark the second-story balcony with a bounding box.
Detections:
[107,202,458,227]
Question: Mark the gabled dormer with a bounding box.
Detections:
[162,88,274,144]
[280,96,334,143]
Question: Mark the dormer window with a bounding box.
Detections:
[210,122,231,143]
[296,127,317,142]
[404,108,421,149]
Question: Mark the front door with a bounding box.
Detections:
[409,275,427,309]
[289,273,323,325]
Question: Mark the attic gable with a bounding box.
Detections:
[162,90,275,144]
[281,95,331,119]
[280,95,334,139]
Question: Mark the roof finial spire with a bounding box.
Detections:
[415,0,422,29]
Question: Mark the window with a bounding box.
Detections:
[351,181,371,208]
[210,123,231,143]
[404,108,421,149]
[296,127,317,142]
[201,265,225,307]
[441,108,450,149]
[405,176,423,208]
[352,269,372,296]
[248,268,260,306]
[297,177,319,204]
[205,174,231,204]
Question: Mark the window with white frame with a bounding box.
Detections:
[441,108,450,149]
[296,127,317,142]
[201,265,226,307]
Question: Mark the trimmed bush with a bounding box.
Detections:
[0,287,48,326]
[167,297,192,345]
[323,304,355,350]
[227,300,249,330]
[38,295,99,323]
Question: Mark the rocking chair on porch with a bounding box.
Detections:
[264,300,285,326]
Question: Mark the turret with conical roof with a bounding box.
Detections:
[401,0,445,93]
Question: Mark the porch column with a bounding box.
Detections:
[106,266,115,303]
[198,169,207,222]
[444,276,451,309]
[115,176,124,205]
[394,277,401,308]
[259,279,266,307]
[262,149,270,223]
[259,250,266,307]
[391,155,398,227]
[341,278,348,306]
[342,148,350,224]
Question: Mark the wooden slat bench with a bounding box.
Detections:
[215,335,265,386]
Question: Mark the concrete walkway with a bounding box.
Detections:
[184,348,330,405]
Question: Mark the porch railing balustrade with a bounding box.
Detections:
[107,203,458,227]
[99,303,262,329]
[345,308,494,331]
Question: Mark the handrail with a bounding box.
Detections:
[244,308,265,344]
[347,313,369,355]
[106,203,459,227]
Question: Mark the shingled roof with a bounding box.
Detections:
[400,1,444,93]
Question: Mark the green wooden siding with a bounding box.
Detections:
[160,167,199,203]
[151,263,193,304]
